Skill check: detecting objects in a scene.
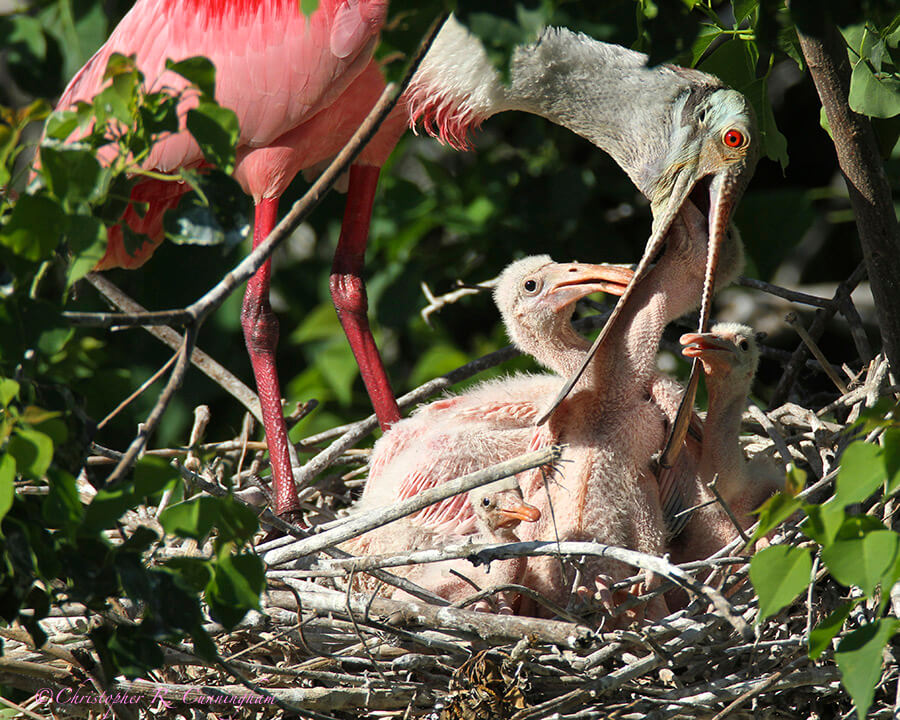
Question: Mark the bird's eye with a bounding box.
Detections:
[523,278,541,294]
[738,339,750,351]
[481,497,492,507]
[723,128,745,148]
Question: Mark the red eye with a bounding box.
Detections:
[723,129,745,148]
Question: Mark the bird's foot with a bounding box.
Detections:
[261,508,306,543]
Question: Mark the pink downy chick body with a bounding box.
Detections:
[668,323,783,565]
[515,201,744,621]
[359,258,634,537]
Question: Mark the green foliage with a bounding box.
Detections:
[843,21,900,120]
[0,374,262,674]
[750,420,900,718]
[749,544,813,620]
[836,618,900,719]
[809,600,857,659]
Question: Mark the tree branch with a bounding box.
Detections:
[796,21,900,378]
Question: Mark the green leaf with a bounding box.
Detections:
[821,529,900,597]
[84,457,176,532]
[133,456,180,500]
[785,463,806,496]
[742,77,789,168]
[803,501,846,546]
[7,428,53,479]
[0,379,19,407]
[185,101,239,173]
[777,17,805,70]
[31,417,67,448]
[291,303,343,343]
[43,469,83,528]
[208,495,259,546]
[835,618,900,720]
[139,91,180,136]
[410,343,471,388]
[39,144,105,206]
[159,496,219,540]
[809,599,857,659]
[300,0,320,14]
[0,194,66,261]
[313,339,360,406]
[0,454,15,524]
[849,57,900,119]
[834,441,887,508]
[164,556,213,593]
[699,37,757,91]
[819,105,832,138]
[164,170,250,248]
[98,624,165,679]
[102,52,138,81]
[19,407,60,426]
[166,57,217,98]
[43,109,80,141]
[749,544,812,621]
[752,491,801,543]
[206,551,264,628]
[884,428,900,495]
[65,214,107,289]
[92,68,140,127]
[835,514,889,539]
[691,24,722,65]
[732,0,756,24]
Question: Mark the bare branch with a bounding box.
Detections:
[86,273,263,422]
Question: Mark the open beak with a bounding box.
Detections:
[538,146,756,432]
[543,262,634,312]
[496,501,541,528]
[680,331,735,359]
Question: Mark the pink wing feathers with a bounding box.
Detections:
[51,0,392,269]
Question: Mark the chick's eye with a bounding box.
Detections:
[738,339,750,351]
[723,128,745,148]
[523,278,540,294]
[481,497,492,507]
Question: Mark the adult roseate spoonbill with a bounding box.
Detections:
[409,17,759,448]
[50,0,407,518]
[360,258,634,535]
[668,323,782,564]
[345,477,540,613]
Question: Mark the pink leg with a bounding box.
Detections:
[330,164,400,431]
[241,197,300,518]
